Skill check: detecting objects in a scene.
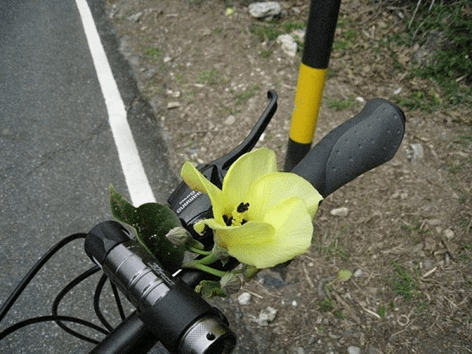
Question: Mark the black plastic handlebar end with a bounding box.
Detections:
[292,98,406,198]
[84,221,131,265]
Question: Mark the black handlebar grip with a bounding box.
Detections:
[291,98,405,198]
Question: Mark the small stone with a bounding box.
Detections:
[224,115,236,125]
[330,207,349,217]
[347,346,361,354]
[412,242,425,253]
[276,34,297,57]
[293,347,305,354]
[257,269,286,289]
[444,228,454,239]
[422,258,434,270]
[353,269,363,277]
[128,12,143,22]
[408,143,424,163]
[255,306,277,326]
[248,2,282,18]
[425,219,441,226]
[201,28,212,36]
[291,300,298,307]
[237,292,252,305]
[167,102,181,109]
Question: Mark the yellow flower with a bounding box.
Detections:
[181,148,323,268]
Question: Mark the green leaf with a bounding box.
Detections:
[337,269,353,282]
[195,280,227,298]
[110,184,139,225]
[133,203,185,272]
[109,185,185,272]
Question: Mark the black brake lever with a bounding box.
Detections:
[167,90,278,245]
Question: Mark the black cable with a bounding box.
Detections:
[93,275,128,332]
[52,266,105,343]
[0,232,87,322]
[109,280,126,321]
[0,315,108,343]
[93,274,114,332]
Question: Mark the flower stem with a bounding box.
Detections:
[188,246,212,256]
[194,252,220,266]
[188,263,227,278]
[182,251,227,278]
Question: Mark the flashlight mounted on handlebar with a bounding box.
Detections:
[84,221,236,354]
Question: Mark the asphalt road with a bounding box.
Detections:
[0,0,176,352]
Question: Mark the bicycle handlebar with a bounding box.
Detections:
[0,93,405,354]
[291,98,405,197]
[85,222,236,354]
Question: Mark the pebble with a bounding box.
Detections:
[444,228,454,239]
[330,207,349,217]
[277,34,297,57]
[253,306,277,326]
[224,115,236,125]
[248,2,282,18]
[292,347,305,354]
[257,269,286,289]
[347,346,361,354]
[408,143,424,163]
[425,219,442,226]
[166,90,181,98]
[128,12,143,22]
[353,269,363,277]
[167,102,181,109]
[237,292,252,305]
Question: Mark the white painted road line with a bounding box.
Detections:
[75,0,156,206]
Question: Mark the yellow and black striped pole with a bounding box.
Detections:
[284,0,342,171]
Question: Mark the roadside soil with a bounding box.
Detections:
[104,0,471,352]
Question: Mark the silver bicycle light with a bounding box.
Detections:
[85,221,236,354]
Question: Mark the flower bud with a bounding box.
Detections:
[220,272,243,295]
[165,227,191,247]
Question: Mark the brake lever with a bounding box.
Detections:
[167,90,277,244]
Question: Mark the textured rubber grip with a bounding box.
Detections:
[291,98,405,198]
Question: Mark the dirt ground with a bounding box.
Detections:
[104,0,471,352]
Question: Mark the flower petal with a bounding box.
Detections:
[199,218,275,263]
[249,197,313,268]
[222,148,277,208]
[181,162,224,219]
[246,172,323,220]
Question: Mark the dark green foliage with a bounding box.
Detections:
[110,185,185,273]
[404,0,472,106]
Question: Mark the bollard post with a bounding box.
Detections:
[284,0,342,171]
